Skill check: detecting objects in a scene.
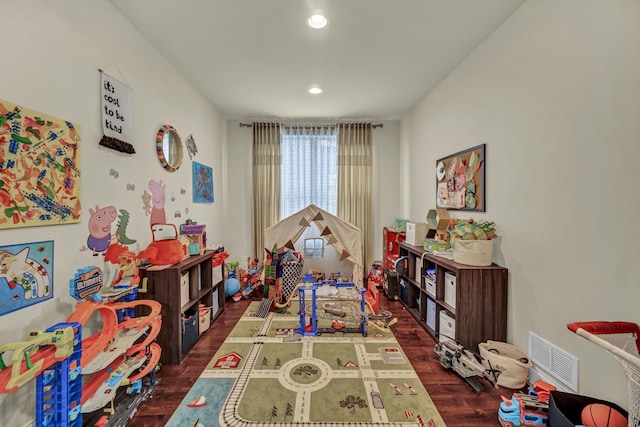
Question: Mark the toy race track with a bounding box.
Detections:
[83,378,159,427]
[0,298,162,425]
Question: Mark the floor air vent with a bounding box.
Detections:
[528,331,579,391]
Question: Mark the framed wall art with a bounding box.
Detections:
[192,161,214,203]
[436,144,485,212]
[0,240,54,316]
[0,99,82,229]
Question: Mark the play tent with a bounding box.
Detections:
[263,204,364,287]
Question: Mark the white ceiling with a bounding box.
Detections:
[108,0,524,120]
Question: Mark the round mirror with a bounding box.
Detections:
[156,124,183,172]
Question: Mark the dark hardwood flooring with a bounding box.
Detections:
[128,293,507,426]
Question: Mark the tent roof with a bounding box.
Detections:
[263,204,363,285]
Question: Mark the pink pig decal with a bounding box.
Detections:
[87,205,117,253]
[148,179,166,226]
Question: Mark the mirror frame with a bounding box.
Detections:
[155,124,183,172]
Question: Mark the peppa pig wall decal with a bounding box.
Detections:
[81,205,117,255]
[148,179,166,226]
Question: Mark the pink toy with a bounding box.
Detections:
[87,205,117,254]
[148,179,166,225]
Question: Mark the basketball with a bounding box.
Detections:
[581,403,627,427]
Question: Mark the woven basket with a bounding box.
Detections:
[453,239,493,266]
[479,340,532,389]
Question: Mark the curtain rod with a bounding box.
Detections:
[239,122,383,129]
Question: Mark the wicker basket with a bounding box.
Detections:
[479,340,532,389]
[453,239,493,266]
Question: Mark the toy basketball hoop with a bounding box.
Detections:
[568,321,640,427]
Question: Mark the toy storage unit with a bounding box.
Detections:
[405,222,429,246]
[439,310,456,342]
[397,242,508,352]
[140,251,226,364]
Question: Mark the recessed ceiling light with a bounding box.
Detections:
[308,86,323,95]
[307,14,328,29]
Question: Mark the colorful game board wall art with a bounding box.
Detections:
[0,99,81,229]
[0,241,54,316]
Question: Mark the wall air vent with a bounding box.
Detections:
[528,331,579,391]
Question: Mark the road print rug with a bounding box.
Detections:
[167,300,446,427]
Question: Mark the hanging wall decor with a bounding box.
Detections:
[436,144,485,212]
[0,240,54,316]
[99,70,134,153]
[192,161,214,203]
[0,99,82,229]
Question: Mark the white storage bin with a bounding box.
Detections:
[444,271,456,309]
[180,272,190,307]
[426,298,436,330]
[212,264,223,284]
[439,310,456,342]
[211,287,220,318]
[425,278,436,297]
[198,305,211,336]
[406,222,429,246]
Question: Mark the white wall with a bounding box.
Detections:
[0,1,223,425]
[403,0,640,407]
[224,120,401,267]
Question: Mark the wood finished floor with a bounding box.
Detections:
[128,293,507,426]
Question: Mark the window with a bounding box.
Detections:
[304,238,325,258]
[280,125,337,219]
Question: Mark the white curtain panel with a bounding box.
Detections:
[280,125,338,218]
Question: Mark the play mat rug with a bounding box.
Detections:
[167,300,446,427]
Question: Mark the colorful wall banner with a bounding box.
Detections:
[99,72,134,153]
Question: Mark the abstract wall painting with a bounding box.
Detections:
[192,162,214,203]
[0,99,82,229]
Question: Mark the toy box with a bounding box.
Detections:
[548,390,628,427]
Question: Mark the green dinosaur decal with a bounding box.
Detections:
[116,209,136,245]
